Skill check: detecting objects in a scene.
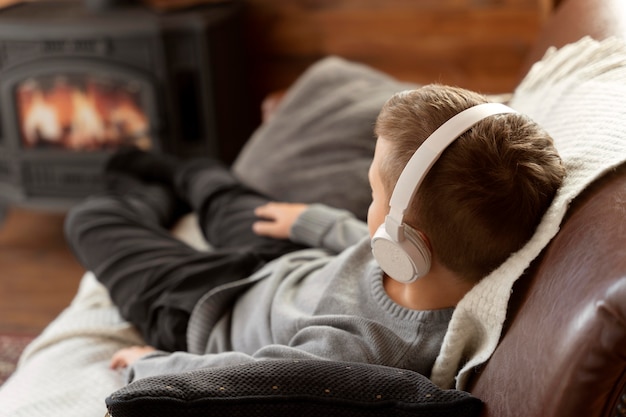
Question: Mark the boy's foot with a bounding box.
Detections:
[105,147,181,188]
[104,171,191,228]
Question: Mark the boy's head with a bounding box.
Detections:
[372,84,565,283]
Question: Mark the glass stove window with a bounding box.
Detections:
[15,74,152,151]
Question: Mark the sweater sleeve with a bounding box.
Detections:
[289,204,369,253]
[129,325,401,383]
[128,310,449,383]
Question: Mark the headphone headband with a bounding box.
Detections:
[384,102,517,241]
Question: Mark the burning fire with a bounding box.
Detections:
[16,75,152,151]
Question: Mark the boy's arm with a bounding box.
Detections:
[121,301,450,383]
[254,203,369,253]
[124,324,410,383]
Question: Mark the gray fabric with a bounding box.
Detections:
[128,204,453,383]
[233,56,417,221]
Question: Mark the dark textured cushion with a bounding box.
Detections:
[106,360,482,417]
[232,56,416,221]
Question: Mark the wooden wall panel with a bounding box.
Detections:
[241,0,549,110]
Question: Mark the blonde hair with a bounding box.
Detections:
[374,85,565,282]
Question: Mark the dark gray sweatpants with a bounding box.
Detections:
[64,160,304,352]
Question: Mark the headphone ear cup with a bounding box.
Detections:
[371,224,432,284]
[402,226,432,280]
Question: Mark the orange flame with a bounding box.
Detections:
[16,76,152,151]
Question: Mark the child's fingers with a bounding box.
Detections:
[110,350,128,370]
[252,220,272,235]
[110,346,156,370]
[253,203,285,238]
[253,202,308,239]
[254,203,279,220]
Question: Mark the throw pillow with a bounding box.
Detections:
[105,359,482,417]
[232,56,417,221]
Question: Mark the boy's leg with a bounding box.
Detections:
[65,181,273,352]
[105,149,305,256]
[175,158,304,255]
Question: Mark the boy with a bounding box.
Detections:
[64,84,564,382]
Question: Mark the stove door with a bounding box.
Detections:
[0,60,159,207]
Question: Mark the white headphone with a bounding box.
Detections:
[371,102,517,283]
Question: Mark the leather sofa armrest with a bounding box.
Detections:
[468,164,626,417]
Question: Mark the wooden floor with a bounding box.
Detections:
[0,207,85,335]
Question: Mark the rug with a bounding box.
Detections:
[0,334,35,386]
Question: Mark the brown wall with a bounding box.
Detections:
[242,0,550,107]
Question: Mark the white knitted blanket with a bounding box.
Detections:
[1,37,625,417]
[0,216,206,417]
[431,36,626,389]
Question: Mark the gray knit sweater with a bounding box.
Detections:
[129,204,453,382]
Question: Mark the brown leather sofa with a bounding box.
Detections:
[467,0,626,415]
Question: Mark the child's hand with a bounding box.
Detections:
[110,345,157,370]
[253,202,308,239]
